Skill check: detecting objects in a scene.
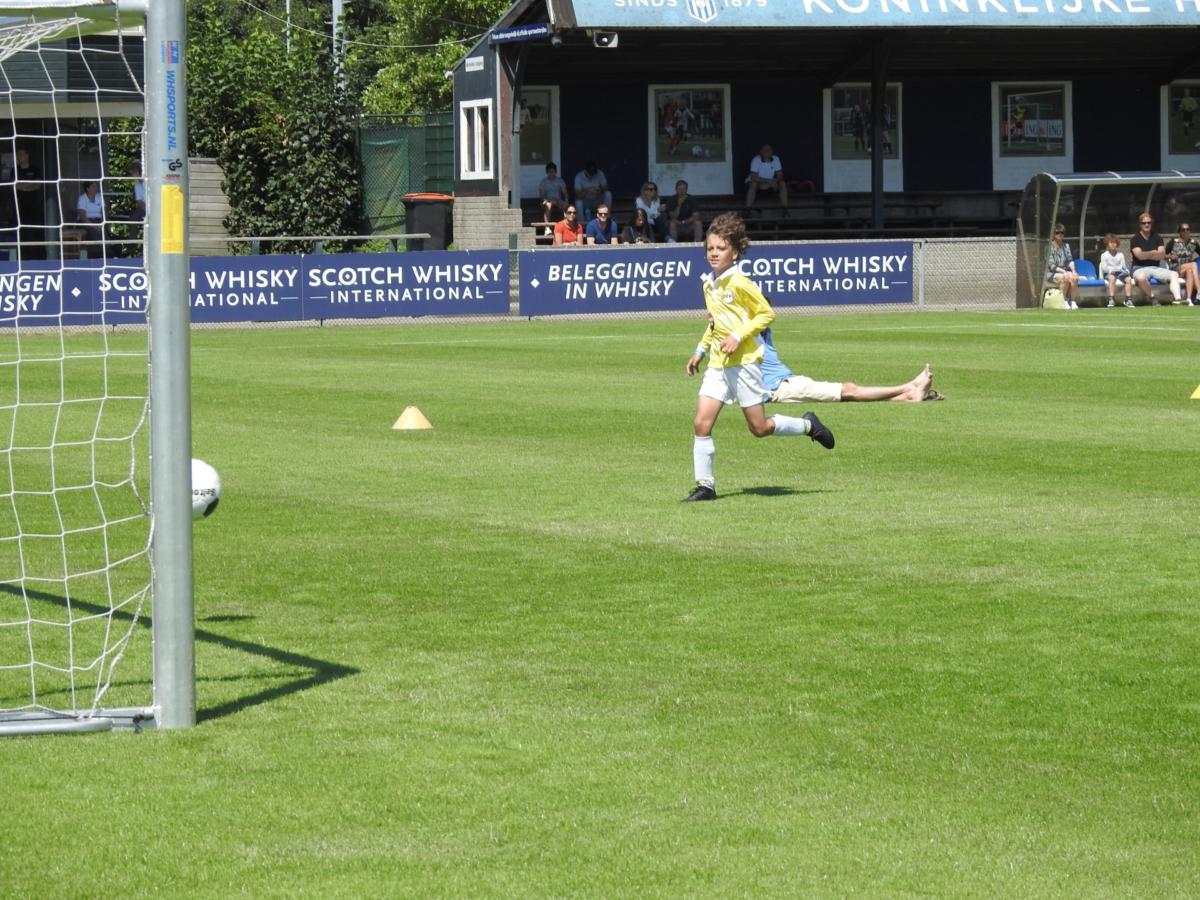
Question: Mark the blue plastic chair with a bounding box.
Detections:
[1074,259,1105,287]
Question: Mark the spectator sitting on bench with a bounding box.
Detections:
[14,146,45,259]
[621,206,655,244]
[1166,222,1199,305]
[1099,232,1134,308]
[662,179,703,243]
[573,160,612,224]
[538,161,568,222]
[553,205,585,247]
[635,182,667,242]
[584,203,620,245]
[1130,212,1182,305]
[745,143,788,213]
[1046,223,1079,309]
[75,180,106,254]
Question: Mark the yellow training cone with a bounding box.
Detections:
[1192,385,1200,400]
[392,406,433,430]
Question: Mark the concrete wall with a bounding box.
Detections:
[453,195,527,250]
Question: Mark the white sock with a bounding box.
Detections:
[770,414,809,436]
[693,436,715,487]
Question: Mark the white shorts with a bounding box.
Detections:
[1133,266,1177,282]
[699,363,769,408]
[769,374,843,404]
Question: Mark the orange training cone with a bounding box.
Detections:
[392,406,433,430]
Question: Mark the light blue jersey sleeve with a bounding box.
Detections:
[758,327,793,391]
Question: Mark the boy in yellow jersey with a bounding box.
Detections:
[682,213,834,502]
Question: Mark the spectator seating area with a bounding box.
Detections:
[1055,239,1191,307]
[524,188,1019,245]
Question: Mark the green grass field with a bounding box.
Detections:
[3,309,1199,897]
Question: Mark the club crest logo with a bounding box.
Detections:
[686,0,719,24]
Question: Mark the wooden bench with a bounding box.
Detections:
[528,221,555,246]
[519,192,1014,244]
[60,227,88,259]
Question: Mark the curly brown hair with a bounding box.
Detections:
[706,212,749,255]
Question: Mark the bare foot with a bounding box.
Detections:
[916,363,932,391]
[903,363,932,401]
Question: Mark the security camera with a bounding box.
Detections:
[593,31,618,49]
[550,32,563,47]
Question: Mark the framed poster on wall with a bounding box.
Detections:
[823,84,903,191]
[997,84,1066,158]
[830,84,900,161]
[992,82,1072,190]
[652,86,726,163]
[647,85,731,195]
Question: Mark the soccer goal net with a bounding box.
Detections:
[0,0,193,736]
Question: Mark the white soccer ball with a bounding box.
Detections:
[691,144,703,157]
[191,458,222,520]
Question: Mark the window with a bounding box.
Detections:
[518,89,552,167]
[460,99,492,180]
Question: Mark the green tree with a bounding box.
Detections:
[342,0,507,115]
[188,1,360,250]
[183,0,509,244]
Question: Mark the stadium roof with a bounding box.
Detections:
[489,0,1200,81]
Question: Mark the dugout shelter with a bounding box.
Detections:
[451,0,1200,248]
[1017,170,1200,307]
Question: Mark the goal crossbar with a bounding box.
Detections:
[0,2,145,62]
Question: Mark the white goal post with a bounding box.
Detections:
[0,0,194,735]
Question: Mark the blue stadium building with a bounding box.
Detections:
[450,0,1200,247]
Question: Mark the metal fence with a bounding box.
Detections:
[357,113,453,235]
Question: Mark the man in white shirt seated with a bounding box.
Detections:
[745,143,788,213]
[75,180,106,255]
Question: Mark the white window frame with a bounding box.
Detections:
[459,99,494,180]
[1161,81,1200,170]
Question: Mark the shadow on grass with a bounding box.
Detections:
[732,485,833,497]
[0,584,357,724]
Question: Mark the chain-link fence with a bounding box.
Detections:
[357,112,453,234]
[917,236,1015,310]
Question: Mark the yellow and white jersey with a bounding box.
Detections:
[697,267,775,368]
